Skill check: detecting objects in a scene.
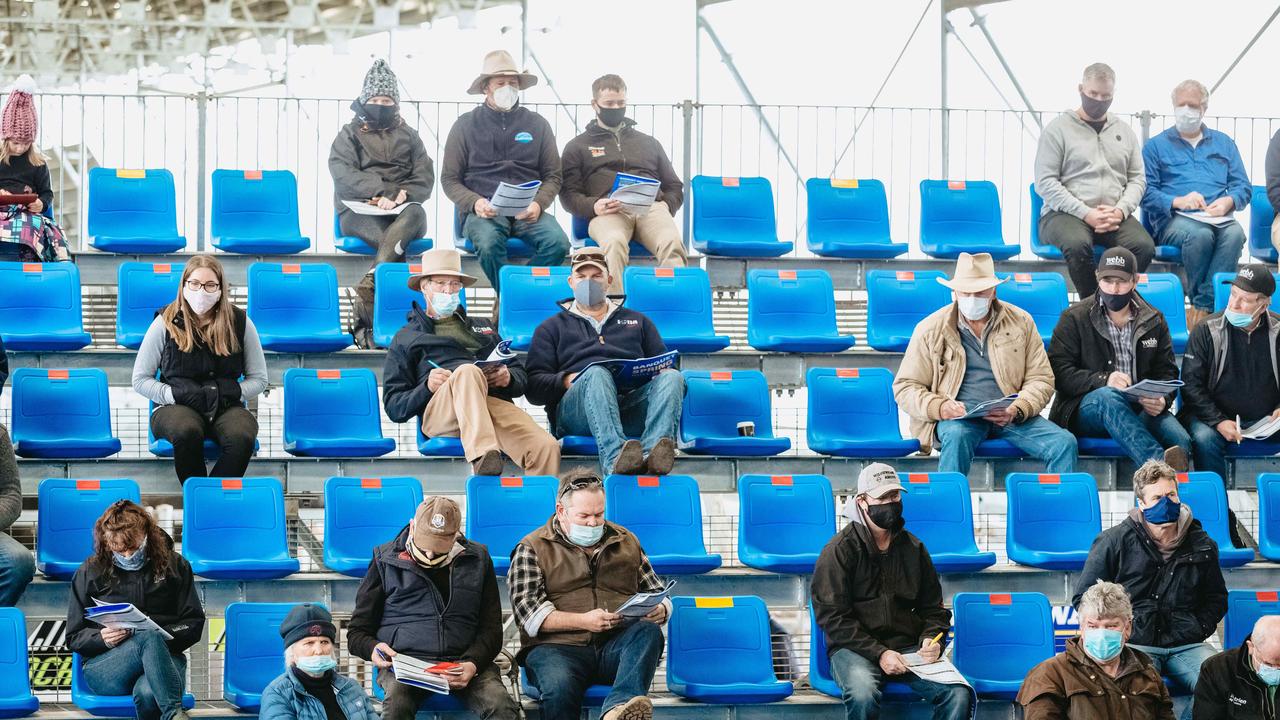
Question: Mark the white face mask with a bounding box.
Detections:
[957,296,991,321]
[492,85,519,111]
[1173,105,1203,135]
[183,287,221,315]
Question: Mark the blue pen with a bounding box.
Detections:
[427,360,443,370]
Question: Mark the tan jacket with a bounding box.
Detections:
[1017,637,1174,720]
[892,300,1056,453]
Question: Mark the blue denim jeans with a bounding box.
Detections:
[83,630,188,720]
[1075,387,1192,465]
[1157,215,1246,312]
[829,648,974,720]
[1128,642,1215,720]
[524,621,665,720]
[1189,417,1232,482]
[555,367,684,476]
[463,212,570,292]
[935,416,1077,475]
[0,531,34,606]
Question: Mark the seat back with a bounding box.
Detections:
[1006,473,1102,552]
[737,474,835,558]
[919,179,1003,250]
[1225,589,1280,649]
[211,170,303,239]
[1174,472,1235,553]
[87,168,181,240]
[746,268,842,342]
[623,267,719,341]
[864,269,951,351]
[1028,183,1053,255]
[37,479,140,573]
[995,272,1068,342]
[116,262,184,348]
[224,602,302,706]
[668,596,779,685]
[680,370,780,441]
[806,367,906,447]
[11,368,114,444]
[952,592,1054,688]
[1251,185,1277,262]
[1136,273,1189,349]
[182,477,291,563]
[604,475,711,558]
[0,261,88,340]
[497,266,572,349]
[464,475,558,563]
[283,368,389,446]
[0,607,34,706]
[805,177,891,248]
[691,176,777,246]
[1258,473,1280,558]
[323,477,422,570]
[247,262,343,337]
[899,472,983,555]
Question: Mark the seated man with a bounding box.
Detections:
[560,74,687,294]
[382,248,559,476]
[1048,247,1191,469]
[893,252,1076,475]
[347,497,518,720]
[1035,62,1153,298]
[1018,580,1174,719]
[509,468,668,720]
[526,248,682,476]
[812,463,974,720]
[1194,615,1280,718]
[1182,265,1280,481]
[441,49,569,294]
[1141,79,1250,329]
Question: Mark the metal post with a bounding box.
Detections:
[195,90,208,251]
[1211,3,1280,94]
[939,5,949,178]
[681,99,694,244]
[1138,110,1153,144]
[519,0,529,67]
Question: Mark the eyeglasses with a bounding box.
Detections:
[184,280,221,292]
[426,279,465,292]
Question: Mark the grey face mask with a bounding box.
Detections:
[573,278,606,307]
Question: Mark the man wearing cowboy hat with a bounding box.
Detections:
[894,252,1076,475]
[441,49,570,293]
[382,248,560,476]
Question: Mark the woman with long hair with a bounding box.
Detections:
[0,75,68,262]
[66,500,204,720]
[131,254,267,483]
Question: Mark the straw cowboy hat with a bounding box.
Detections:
[467,50,539,95]
[936,252,1007,293]
[407,248,478,291]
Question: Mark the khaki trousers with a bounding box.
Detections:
[588,201,687,293]
[422,364,560,476]
[1273,216,1280,262]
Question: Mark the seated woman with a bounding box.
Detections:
[131,254,267,483]
[0,75,68,262]
[259,603,378,720]
[66,500,204,720]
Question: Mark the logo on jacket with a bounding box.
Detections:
[514,131,533,143]
[589,146,606,157]
[1141,338,1158,348]
[615,319,639,326]
[1228,694,1247,706]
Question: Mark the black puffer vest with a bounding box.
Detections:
[159,306,247,387]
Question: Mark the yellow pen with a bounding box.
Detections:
[927,631,944,647]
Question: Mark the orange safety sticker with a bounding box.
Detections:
[637,476,661,487]
[116,169,145,179]
[153,263,172,273]
[244,170,263,180]
[222,479,243,490]
[1177,473,1189,483]
[532,267,551,276]
[721,177,740,187]
[409,265,422,274]
[1259,591,1279,602]
[1014,273,1032,282]
[947,180,966,190]
[76,480,101,491]
[360,478,382,489]
[771,476,793,486]
[500,477,524,487]
[989,593,1013,605]
[710,371,732,381]
[830,178,859,189]
[282,264,301,274]
[48,369,69,379]
[316,370,341,379]
[907,473,930,484]
[895,271,915,281]
[694,597,734,608]
[1038,474,1060,484]
[22,263,41,273]
[835,368,859,378]
[655,268,675,278]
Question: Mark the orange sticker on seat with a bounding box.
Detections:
[360,478,382,489]
[830,179,859,189]
[721,177,739,187]
[532,267,551,276]
[947,181,966,190]
[1259,591,1279,602]
[835,369,859,378]
[282,264,301,274]
[1038,474,1060,484]
[316,370,341,379]
[989,593,1013,605]
[76,480,101,491]
[1176,473,1189,483]
[1137,273,1149,283]
[771,476,793,486]
[22,263,41,273]
[637,476,660,487]
[222,479,243,490]
[694,597,734,608]
[779,270,797,280]
[500,477,524,487]
[244,170,263,180]
[895,271,915,281]
[153,264,172,273]
[116,169,145,179]
[655,268,675,278]
[710,371,732,381]
[907,473,930,484]
[409,265,422,274]
[1014,273,1032,282]
[48,369,69,379]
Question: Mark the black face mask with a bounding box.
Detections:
[1099,288,1133,312]
[864,501,905,532]
[597,106,626,128]
[1080,92,1112,120]
[352,100,398,129]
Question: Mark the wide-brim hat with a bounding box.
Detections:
[407,248,478,291]
[936,252,1006,293]
[467,50,539,95]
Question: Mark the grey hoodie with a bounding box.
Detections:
[1035,110,1146,220]
[0,425,21,532]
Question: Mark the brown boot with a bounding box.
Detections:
[1163,446,1189,473]
[643,438,677,476]
[471,449,504,476]
[601,696,653,720]
[611,440,646,475]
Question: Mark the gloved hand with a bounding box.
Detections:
[171,379,218,419]
[215,377,241,407]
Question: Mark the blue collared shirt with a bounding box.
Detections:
[1140,124,1251,238]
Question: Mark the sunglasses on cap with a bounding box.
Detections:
[560,476,603,497]
[571,248,607,262]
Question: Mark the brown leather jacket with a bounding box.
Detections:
[1017,637,1174,720]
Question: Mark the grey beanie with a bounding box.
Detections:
[360,59,399,104]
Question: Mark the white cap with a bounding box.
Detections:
[857,462,907,499]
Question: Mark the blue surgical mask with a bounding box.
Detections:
[1142,495,1182,526]
[573,278,606,308]
[1225,309,1258,328]
[1082,628,1124,662]
[295,654,337,675]
[112,539,147,572]
[1257,659,1280,686]
[568,522,604,547]
[430,291,460,318]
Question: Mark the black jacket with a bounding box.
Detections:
[560,118,684,218]
[1194,640,1277,720]
[1181,311,1280,427]
[0,152,53,209]
[328,118,435,215]
[810,518,951,663]
[346,527,502,667]
[382,303,527,423]
[65,534,205,657]
[1047,293,1180,428]
[1266,129,1280,214]
[440,103,561,213]
[161,305,247,419]
[1072,514,1227,648]
[0,334,7,393]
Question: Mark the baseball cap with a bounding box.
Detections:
[1229,264,1276,297]
[857,462,907,499]
[412,496,461,551]
[569,247,609,275]
[1096,247,1137,281]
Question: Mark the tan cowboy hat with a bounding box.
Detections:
[467,50,539,95]
[407,248,478,291]
[936,252,1007,293]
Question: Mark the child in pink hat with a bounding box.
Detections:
[0,74,68,261]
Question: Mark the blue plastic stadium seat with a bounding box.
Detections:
[691,176,793,257]
[283,368,395,457]
[10,368,121,459]
[995,272,1068,346]
[1175,472,1253,567]
[414,417,467,457]
[498,265,571,350]
[86,168,186,253]
[72,653,194,717]
[622,267,729,352]
[679,370,791,456]
[333,213,431,256]
[324,476,423,577]
[1136,273,1189,352]
[900,473,996,573]
[116,262,183,349]
[560,435,599,455]
[465,475,557,576]
[952,592,1054,698]
[667,596,793,703]
[975,439,1026,457]
[1256,474,1280,562]
[806,367,920,458]
[1005,473,1101,570]
[521,670,611,705]
[1225,589,1280,649]
[453,210,532,257]
[864,269,951,352]
[1212,271,1280,313]
[746,269,854,352]
[210,170,310,253]
[808,604,916,701]
[0,262,91,350]
[148,396,259,459]
[225,602,304,711]
[37,478,140,580]
[604,475,721,575]
[248,262,351,352]
[1028,184,1059,259]
[1077,437,1127,457]
[919,180,1018,259]
[0,608,38,718]
[182,476,300,580]
[571,215,650,256]
[1250,185,1277,263]
[373,262,467,348]
[737,474,833,573]
[805,178,907,258]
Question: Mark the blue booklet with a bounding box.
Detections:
[572,350,678,391]
[609,173,661,215]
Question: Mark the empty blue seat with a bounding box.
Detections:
[1250,185,1277,263]
[1077,437,1127,457]
[333,213,432,256]
[72,653,194,717]
[1005,473,1101,570]
[1256,474,1280,562]
[604,475,721,574]
[521,670,611,705]
[995,272,1068,345]
[1225,589,1280,649]
[283,368,395,457]
[1136,273,1189,352]
[453,209,533,256]
[1212,270,1280,313]
[805,178,907,258]
[10,368,121,459]
[0,261,91,350]
[864,269,951,352]
[900,472,996,573]
[86,168,186,253]
[1175,472,1253,567]
[182,476,300,580]
[323,476,423,576]
[746,269,854,352]
[37,478,140,580]
[1027,183,1059,259]
[622,267,729,352]
[952,592,1054,698]
[414,416,466,457]
[667,596,793,703]
[691,176,793,257]
[225,602,303,711]
[679,370,791,456]
[373,262,467,348]
[806,367,919,458]
[116,262,183,349]
[465,474,557,576]
[919,180,1018,259]
[0,607,37,718]
[498,265,572,350]
[737,473,833,573]
[247,262,351,352]
[210,170,310,253]
[808,603,916,701]
[571,215,651,256]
